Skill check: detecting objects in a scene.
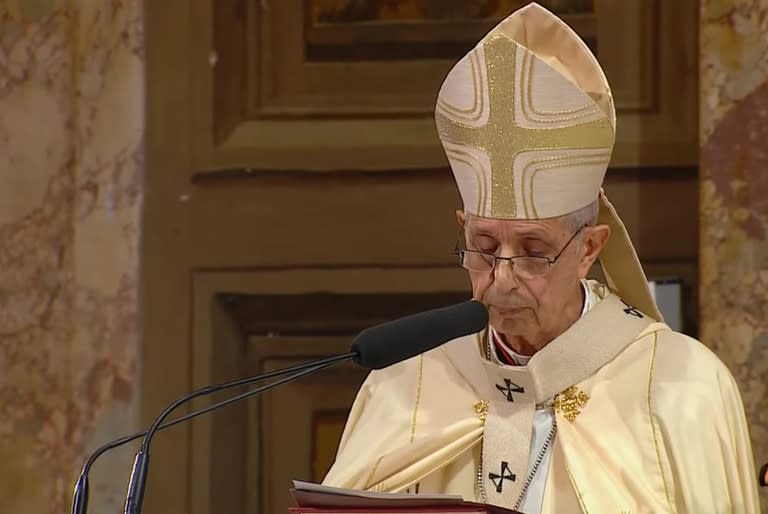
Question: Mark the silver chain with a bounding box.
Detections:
[478,339,558,509]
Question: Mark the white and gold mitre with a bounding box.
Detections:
[436,2,663,321]
[435,2,614,219]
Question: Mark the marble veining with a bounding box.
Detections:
[700,0,768,509]
[0,1,143,511]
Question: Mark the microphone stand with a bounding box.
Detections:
[123,353,355,514]
[72,352,355,514]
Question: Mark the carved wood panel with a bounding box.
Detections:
[254,350,367,514]
[191,0,695,170]
[242,1,596,117]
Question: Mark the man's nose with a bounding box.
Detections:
[492,258,520,291]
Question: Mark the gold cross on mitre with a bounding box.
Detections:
[434,3,616,220]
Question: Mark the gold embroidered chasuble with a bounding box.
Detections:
[322,283,761,513]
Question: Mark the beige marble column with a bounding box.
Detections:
[0,1,143,511]
[700,0,768,507]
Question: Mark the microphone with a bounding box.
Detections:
[69,300,487,514]
[352,299,489,369]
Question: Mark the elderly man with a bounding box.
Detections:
[322,3,761,513]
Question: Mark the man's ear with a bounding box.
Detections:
[455,209,466,229]
[578,224,610,278]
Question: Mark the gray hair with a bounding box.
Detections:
[558,198,600,234]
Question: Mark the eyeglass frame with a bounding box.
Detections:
[453,224,588,276]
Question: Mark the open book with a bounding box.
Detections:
[289,481,523,514]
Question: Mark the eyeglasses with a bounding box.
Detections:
[454,226,586,278]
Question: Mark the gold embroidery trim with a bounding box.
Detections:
[445,147,488,215]
[520,49,600,121]
[521,152,611,218]
[647,332,674,511]
[409,355,424,442]
[553,386,589,421]
[436,49,484,121]
[565,462,589,514]
[473,400,489,423]
[364,456,383,490]
[473,399,489,502]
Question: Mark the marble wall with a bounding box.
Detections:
[700,0,768,507]
[0,1,143,512]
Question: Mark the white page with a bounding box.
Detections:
[291,480,464,501]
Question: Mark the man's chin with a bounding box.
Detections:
[490,315,529,335]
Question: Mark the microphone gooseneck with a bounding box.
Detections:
[122,354,355,514]
[74,353,354,514]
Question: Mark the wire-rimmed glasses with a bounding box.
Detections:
[454,226,586,279]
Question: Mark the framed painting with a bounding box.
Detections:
[305,0,596,61]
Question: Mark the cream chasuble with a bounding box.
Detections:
[322,282,761,513]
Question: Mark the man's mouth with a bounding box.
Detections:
[494,306,525,316]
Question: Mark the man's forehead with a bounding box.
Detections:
[466,215,563,237]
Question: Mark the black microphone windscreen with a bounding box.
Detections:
[351,300,488,370]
